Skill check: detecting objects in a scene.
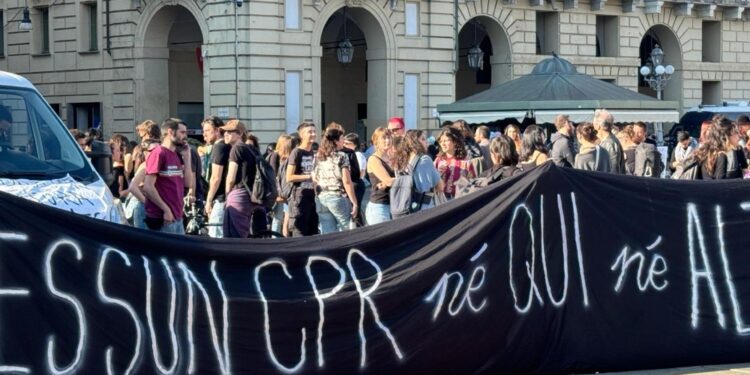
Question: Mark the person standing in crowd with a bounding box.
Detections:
[124,122,161,228]
[387,117,406,137]
[344,133,367,224]
[632,121,661,177]
[129,120,157,179]
[271,134,293,235]
[126,138,159,229]
[452,120,485,174]
[142,118,193,234]
[135,120,157,142]
[366,127,395,225]
[504,124,523,155]
[326,123,362,205]
[201,116,224,184]
[392,129,443,212]
[484,135,522,183]
[109,134,130,198]
[669,131,697,172]
[617,125,637,175]
[695,115,744,179]
[222,120,269,237]
[74,131,88,150]
[313,128,358,233]
[550,114,576,167]
[474,125,492,169]
[170,118,201,204]
[0,106,12,147]
[286,122,319,236]
[594,109,625,174]
[518,125,549,169]
[203,116,230,238]
[245,131,260,150]
[435,127,476,200]
[574,122,610,172]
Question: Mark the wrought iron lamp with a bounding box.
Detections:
[639,43,675,147]
[467,21,484,71]
[336,7,354,64]
[639,44,675,101]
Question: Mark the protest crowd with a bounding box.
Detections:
[75,109,750,238]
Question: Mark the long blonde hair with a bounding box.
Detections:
[275,134,294,162]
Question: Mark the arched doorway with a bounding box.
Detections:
[456,16,512,100]
[319,6,388,141]
[638,25,683,106]
[136,5,207,130]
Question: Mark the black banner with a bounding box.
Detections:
[1,164,750,374]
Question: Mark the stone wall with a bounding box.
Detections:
[0,0,748,143]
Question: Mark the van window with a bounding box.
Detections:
[0,87,96,183]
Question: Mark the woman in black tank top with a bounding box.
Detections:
[365,128,395,225]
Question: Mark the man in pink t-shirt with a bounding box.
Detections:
[142,118,193,234]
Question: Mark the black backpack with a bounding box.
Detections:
[277,159,294,201]
[455,166,520,199]
[243,147,278,210]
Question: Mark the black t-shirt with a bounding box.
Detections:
[340,148,361,183]
[210,140,231,198]
[229,144,257,190]
[288,147,315,190]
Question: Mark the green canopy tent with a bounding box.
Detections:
[437,54,679,124]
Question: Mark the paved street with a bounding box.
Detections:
[604,364,750,374]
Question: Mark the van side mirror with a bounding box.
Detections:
[85,140,114,187]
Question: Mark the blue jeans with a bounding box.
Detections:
[271,203,286,234]
[161,219,185,235]
[208,200,225,238]
[133,201,147,229]
[365,202,391,226]
[316,193,351,233]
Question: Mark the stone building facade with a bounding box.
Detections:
[0,0,749,143]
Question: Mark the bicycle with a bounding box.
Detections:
[184,200,283,239]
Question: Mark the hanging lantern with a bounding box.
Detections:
[336,7,354,64]
[467,20,484,71]
[468,45,484,71]
[337,39,354,64]
[19,7,32,31]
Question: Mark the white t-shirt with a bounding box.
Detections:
[355,151,367,179]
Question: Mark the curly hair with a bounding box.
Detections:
[519,125,548,162]
[616,124,635,148]
[393,130,426,171]
[317,127,344,161]
[451,120,473,139]
[438,127,467,160]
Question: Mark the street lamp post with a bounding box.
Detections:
[639,44,675,145]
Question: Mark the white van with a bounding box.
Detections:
[0,70,121,223]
